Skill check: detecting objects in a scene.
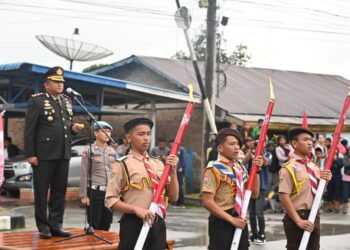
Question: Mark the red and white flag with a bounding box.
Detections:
[0,112,4,188]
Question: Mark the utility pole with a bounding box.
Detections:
[203,0,218,160]
[205,0,217,117]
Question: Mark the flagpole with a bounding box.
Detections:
[0,111,5,189]
[231,78,275,250]
[299,89,350,250]
[134,85,195,250]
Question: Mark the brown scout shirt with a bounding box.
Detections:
[202,154,246,211]
[279,153,321,210]
[105,149,166,210]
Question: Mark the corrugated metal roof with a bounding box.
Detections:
[230,114,350,126]
[0,62,200,103]
[0,62,25,71]
[129,55,350,120]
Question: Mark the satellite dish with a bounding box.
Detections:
[36,29,113,70]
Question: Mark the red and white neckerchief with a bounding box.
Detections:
[143,156,166,218]
[297,158,318,197]
[228,162,245,217]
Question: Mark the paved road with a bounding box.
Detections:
[2,197,350,249]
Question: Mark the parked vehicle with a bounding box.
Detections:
[2,137,91,196]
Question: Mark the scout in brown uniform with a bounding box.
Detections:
[279,127,332,250]
[202,128,263,250]
[80,121,117,231]
[105,118,179,250]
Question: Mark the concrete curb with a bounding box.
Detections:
[0,212,25,231]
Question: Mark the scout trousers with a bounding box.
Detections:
[208,210,249,250]
[118,213,166,250]
[283,210,320,250]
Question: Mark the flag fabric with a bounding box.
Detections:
[143,157,166,218]
[0,113,4,188]
[302,110,308,128]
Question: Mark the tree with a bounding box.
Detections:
[230,44,250,66]
[82,63,108,73]
[173,28,250,66]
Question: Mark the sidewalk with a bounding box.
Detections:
[0,196,25,231]
[1,195,350,249]
[176,233,350,250]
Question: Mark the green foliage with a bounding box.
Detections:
[82,63,108,73]
[174,28,250,66]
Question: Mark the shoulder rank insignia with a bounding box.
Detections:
[31,92,44,97]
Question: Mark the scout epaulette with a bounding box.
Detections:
[206,161,221,190]
[281,159,306,195]
[31,92,44,97]
[117,155,128,162]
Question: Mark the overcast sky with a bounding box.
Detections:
[1,0,350,79]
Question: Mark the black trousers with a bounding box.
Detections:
[32,159,69,232]
[86,188,113,231]
[249,189,267,237]
[283,210,320,250]
[118,213,166,250]
[208,210,249,250]
[175,171,185,206]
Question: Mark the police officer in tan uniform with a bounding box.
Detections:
[80,121,117,231]
[105,118,179,250]
[24,66,83,239]
[202,128,263,250]
[279,127,332,250]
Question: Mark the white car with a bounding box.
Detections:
[2,137,91,196]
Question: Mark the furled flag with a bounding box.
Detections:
[302,110,308,128]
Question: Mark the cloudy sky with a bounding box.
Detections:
[1,0,350,79]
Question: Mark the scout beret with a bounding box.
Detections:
[288,127,314,141]
[124,118,154,133]
[93,121,113,131]
[43,66,65,82]
[215,128,243,147]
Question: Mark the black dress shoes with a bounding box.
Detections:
[50,228,71,237]
[39,228,52,239]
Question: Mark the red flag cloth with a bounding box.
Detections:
[144,157,166,218]
[302,110,308,128]
[0,113,4,188]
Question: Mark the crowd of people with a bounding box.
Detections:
[208,121,350,246]
[20,66,350,250]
